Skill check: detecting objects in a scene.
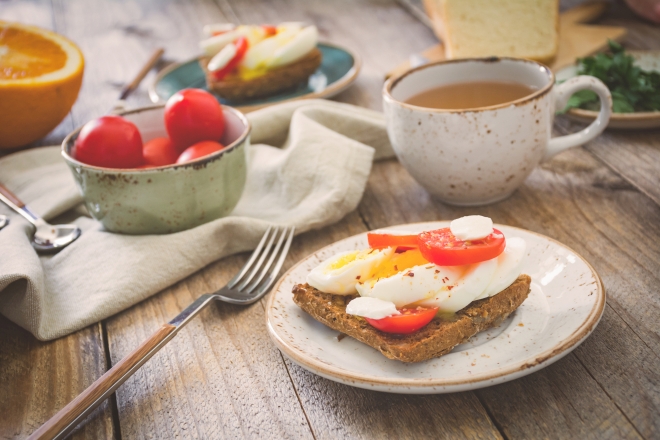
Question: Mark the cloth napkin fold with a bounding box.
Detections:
[0,99,394,340]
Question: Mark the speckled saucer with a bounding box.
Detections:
[266,221,605,394]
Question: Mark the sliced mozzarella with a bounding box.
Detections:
[346,297,400,319]
[202,23,236,38]
[207,42,237,72]
[450,215,494,241]
[268,25,318,68]
[200,25,266,57]
[306,247,394,295]
[240,25,301,70]
[475,237,526,299]
[241,36,281,70]
[200,30,240,57]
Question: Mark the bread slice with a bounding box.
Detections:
[201,48,322,102]
[292,274,531,363]
[424,0,559,65]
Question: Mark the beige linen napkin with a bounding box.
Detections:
[0,100,394,340]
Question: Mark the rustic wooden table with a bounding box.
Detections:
[2,0,659,438]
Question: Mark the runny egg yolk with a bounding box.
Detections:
[362,249,429,287]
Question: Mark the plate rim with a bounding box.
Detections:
[266,222,606,390]
[148,41,362,113]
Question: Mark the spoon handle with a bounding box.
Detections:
[0,183,39,225]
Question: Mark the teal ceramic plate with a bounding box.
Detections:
[149,42,361,112]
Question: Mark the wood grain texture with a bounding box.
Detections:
[0,317,114,440]
[3,0,660,439]
[358,147,660,438]
[29,324,176,440]
[105,243,316,439]
[557,0,660,210]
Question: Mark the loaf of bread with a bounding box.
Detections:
[292,274,531,363]
[424,0,559,65]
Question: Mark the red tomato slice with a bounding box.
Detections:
[213,36,248,80]
[261,25,277,36]
[176,140,225,164]
[365,307,438,334]
[367,231,419,249]
[417,228,506,266]
[143,137,179,166]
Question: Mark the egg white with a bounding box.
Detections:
[475,237,526,299]
[306,247,394,295]
[355,237,526,313]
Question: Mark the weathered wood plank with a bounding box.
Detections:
[358,147,660,437]
[0,316,114,439]
[556,0,660,209]
[105,275,314,439]
[574,120,660,208]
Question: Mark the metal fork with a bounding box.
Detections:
[30,226,295,440]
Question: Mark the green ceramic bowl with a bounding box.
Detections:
[62,104,250,234]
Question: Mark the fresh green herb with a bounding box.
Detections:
[562,40,660,113]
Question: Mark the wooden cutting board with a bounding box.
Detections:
[386,1,627,78]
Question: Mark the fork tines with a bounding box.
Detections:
[227,226,295,297]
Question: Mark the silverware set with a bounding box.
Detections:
[30,225,295,440]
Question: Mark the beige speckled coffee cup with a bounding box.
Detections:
[383,57,612,206]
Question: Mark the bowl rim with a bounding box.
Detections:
[61,103,251,173]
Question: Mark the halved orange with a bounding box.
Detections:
[0,22,84,149]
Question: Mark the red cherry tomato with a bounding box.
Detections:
[367,231,419,249]
[73,115,143,168]
[365,307,438,334]
[212,36,249,80]
[417,228,506,266]
[176,140,225,164]
[261,25,277,36]
[164,89,226,152]
[143,137,179,166]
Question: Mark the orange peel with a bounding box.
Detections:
[0,21,84,149]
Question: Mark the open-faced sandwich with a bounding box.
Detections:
[199,22,321,102]
[293,216,531,363]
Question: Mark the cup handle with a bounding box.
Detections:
[544,75,612,161]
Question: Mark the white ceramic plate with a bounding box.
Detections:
[266,222,605,394]
[556,50,660,129]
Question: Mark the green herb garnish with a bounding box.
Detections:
[563,40,660,113]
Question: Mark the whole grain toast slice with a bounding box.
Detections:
[292,274,531,363]
[201,48,322,102]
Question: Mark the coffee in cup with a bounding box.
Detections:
[383,57,612,206]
